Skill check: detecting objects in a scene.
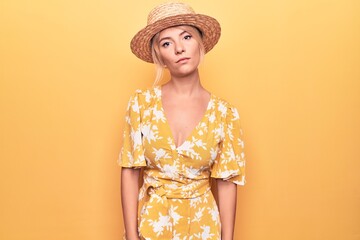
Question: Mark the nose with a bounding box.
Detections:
[175,42,185,55]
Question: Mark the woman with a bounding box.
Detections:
[119,2,246,239]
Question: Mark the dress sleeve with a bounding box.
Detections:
[117,91,146,168]
[210,105,246,185]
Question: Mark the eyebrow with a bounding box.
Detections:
[158,30,188,43]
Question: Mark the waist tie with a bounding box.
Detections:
[138,179,210,239]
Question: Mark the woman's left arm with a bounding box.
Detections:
[217,179,237,240]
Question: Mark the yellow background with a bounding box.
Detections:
[1,0,359,239]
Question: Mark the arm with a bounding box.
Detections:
[121,167,141,240]
[217,179,237,240]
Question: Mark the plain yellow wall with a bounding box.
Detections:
[1,0,359,239]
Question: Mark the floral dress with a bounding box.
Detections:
[118,86,245,240]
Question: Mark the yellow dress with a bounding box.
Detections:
[119,86,245,240]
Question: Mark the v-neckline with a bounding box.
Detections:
[158,86,213,149]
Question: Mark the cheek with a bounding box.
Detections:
[190,47,201,60]
[159,50,173,64]
[187,42,200,56]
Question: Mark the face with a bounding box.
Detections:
[156,26,201,78]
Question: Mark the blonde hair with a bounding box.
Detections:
[151,25,205,86]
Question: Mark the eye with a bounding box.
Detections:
[184,35,192,40]
[161,42,171,48]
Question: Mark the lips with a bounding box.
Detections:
[176,57,190,63]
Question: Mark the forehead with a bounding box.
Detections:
[158,25,191,38]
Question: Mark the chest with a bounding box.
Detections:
[162,98,208,147]
[140,98,223,168]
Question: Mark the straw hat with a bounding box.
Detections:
[130,2,221,63]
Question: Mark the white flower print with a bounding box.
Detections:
[153,107,166,122]
[193,137,207,150]
[233,175,246,185]
[148,212,172,237]
[144,90,152,103]
[218,102,227,117]
[140,202,152,216]
[168,137,176,150]
[190,195,203,208]
[218,169,238,179]
[143,109,150,118]
[198,122,208,132]
[169,205,183,225]
[153,86,161,97]
[161,163,179,179]
[185,166,200,178]
[177,141,200,159]
[241,152,245,160]
[208,112,216,123]
[207,99,215,110]
[226,123,235,141]
[125,115,131,124]
[165,182,178,189]
[142,123,161,143]
[208,201,220,222]
[126,151,133,163]
[192,207,205,223]
[200,225,215,240]
[131,98,140,113]
[225,147,236,162]
[193,225,215,240]
[153,148,171,161]
[238,137,244,148]
[214,121,225,141]
[210,147,219,162]
[231,107,240,120]
[172,230,181,240]
[131,128,142,149]
[177,140,193,150]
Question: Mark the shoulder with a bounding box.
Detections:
[210,94,240,120]
[127,86,161,107]
[130,86,160,102]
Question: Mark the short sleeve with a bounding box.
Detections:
[117,91,147,168]
[210,106,246,185]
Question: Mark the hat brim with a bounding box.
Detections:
[130,14,221,63]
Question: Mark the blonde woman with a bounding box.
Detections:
[119,2,246,239]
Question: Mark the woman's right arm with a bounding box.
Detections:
[121,167,141,240]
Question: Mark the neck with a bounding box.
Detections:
[166,69,202,96]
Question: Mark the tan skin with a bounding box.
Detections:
[121,26,237,240]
